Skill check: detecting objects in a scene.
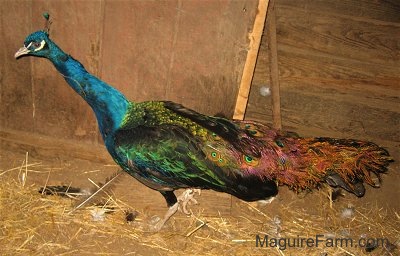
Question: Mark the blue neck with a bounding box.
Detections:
[47,44,129,141]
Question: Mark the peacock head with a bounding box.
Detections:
[15,12,55,59]
[15,30,53,59]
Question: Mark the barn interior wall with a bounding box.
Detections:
[1,0,399,161]
[1,0,257,150]
[0,0,399,221]
[247,0,400,159]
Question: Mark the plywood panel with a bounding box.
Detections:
[275,7,400,76]
[0,1,34,132]
[166,0,258,116]
[29,1,103,143]
[101,0,178,101]
[246,0,400,150]
[278,0,400,23]
[3,1,259,141]
[101,0,258,117]
[250,82,399,135]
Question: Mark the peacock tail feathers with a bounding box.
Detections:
[117,100,392,196]
[298,138,392,192]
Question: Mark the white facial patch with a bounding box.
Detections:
[33,40,46,52]
[25,42,33,49]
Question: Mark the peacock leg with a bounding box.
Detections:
[150,190,177,231]
[152,189,201,231]
[152,202,179,231]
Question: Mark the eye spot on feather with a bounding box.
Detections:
[207,151,227,167]
[242,155,259,167]
[249,130,257,135]
[249,129,263,137]
[210,132,221,141]
[217,157,226,167]
[275,140,284,147]
[241,123,263,137]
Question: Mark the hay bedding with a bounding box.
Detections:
[0,152,398,256]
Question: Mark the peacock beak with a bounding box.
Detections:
[15,43,32,58]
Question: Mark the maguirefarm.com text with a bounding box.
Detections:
[255,234,388,250]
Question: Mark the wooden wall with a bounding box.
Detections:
[247,0,400,156]
[1,0,257,146]
[1,0,399,156]
[1,0,399,218]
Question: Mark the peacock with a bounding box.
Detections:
[15,15,392,230]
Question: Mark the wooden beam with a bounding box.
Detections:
[266,0,282,129]
[233,0,269,120]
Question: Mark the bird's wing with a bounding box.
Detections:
[162,101,269,158]
[113,123,234,191]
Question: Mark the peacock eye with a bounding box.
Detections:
[242,155,260,167]
[33,42,41,48]
[244,155,253,162]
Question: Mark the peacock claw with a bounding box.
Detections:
[177,188,201,215]
[150,188,201,231]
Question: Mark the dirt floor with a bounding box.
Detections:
[0,146,399,256]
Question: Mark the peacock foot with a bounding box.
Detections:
[150,188,201,231]
[177,188,201,215]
